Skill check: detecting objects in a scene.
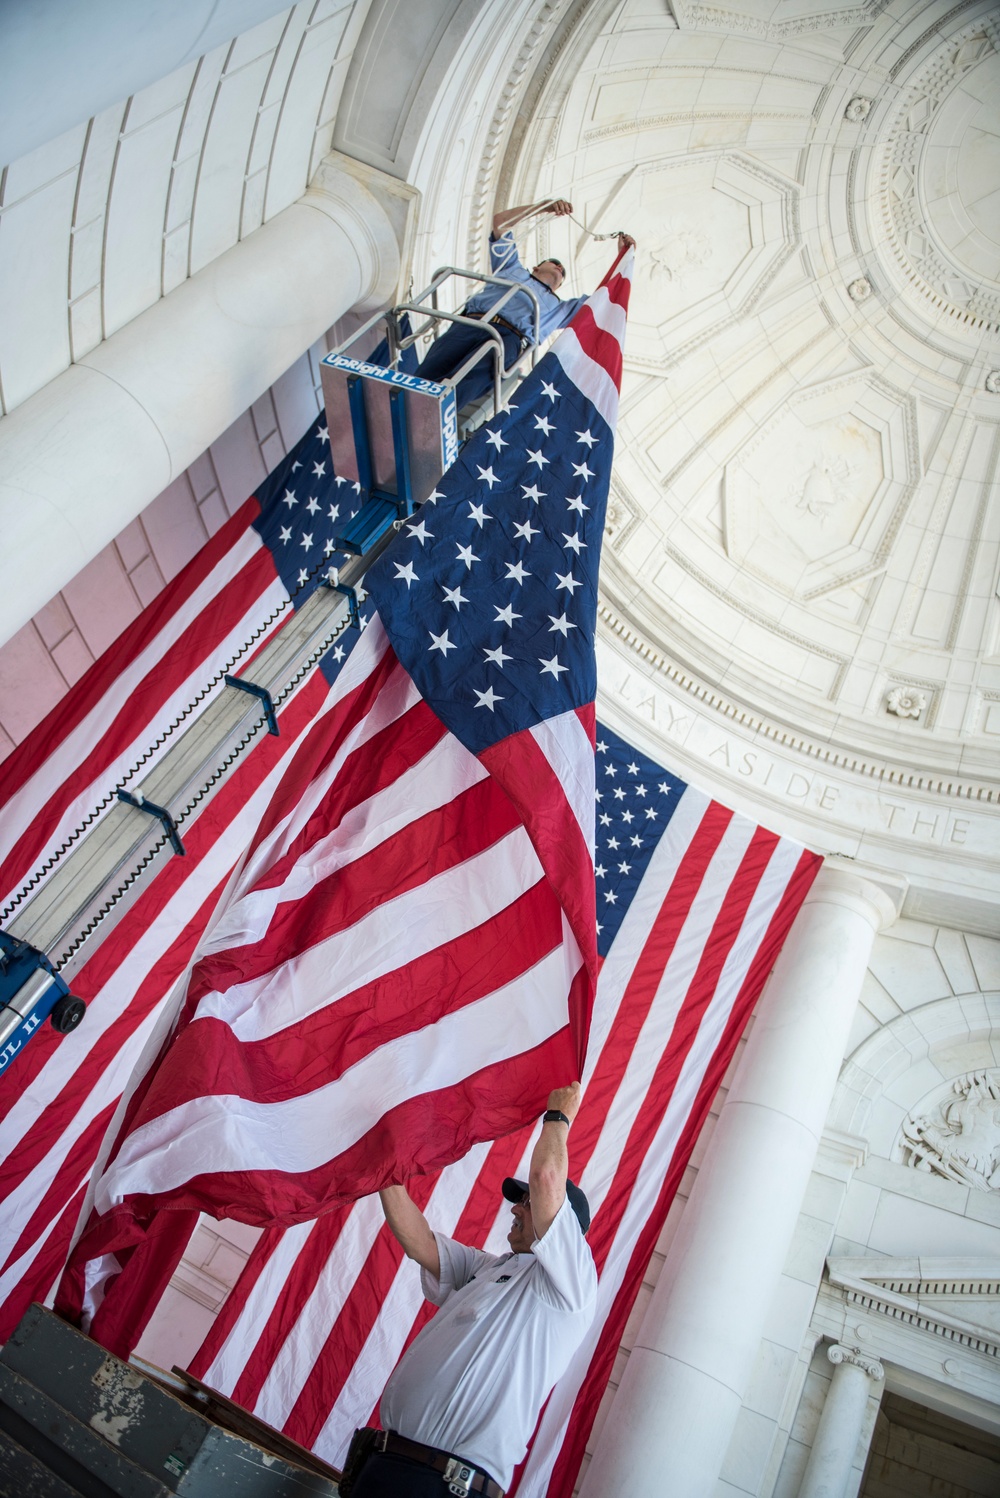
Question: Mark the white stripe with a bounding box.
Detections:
[198,821,544,1040]
[95,940,578,1209]
[202,1219,316,1393]
[531,709,595,857]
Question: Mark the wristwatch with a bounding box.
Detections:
[543,1109,571,1125]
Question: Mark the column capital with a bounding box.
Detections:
[827,1342,884,1381]
[308,151,419,310]
[806,858,907,934]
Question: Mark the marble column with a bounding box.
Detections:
[0,152,410,647]
[581,862,903,1498]
[798,1344,884,1498]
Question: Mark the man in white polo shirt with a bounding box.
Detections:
[347,1082,596,1497]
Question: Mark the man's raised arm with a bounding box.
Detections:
[379,1185,440,1278]
[528,1081,582,1240]
[492,198,573,237]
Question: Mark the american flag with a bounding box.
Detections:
[54,251,635,1349]
[0,406,372,1341]
[182,721,821,1496]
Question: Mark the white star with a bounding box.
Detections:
[484,428,507,452]
[597,739,608,753]
[513,518,540,541]
[533,413,555,436]
[406,518,433,544]
[331,644,345,662]
[613,786,626,800]
[484,644,511,668]
[604,889,618,904]
[317,425,329,442]
[608,837,620,850]
[595,863,606,879]
[521,484,545,505]
[539,654,568,679]
[352,481,361,492]
[659,782,671,795]
[306,496,320,515]
[394,560,418,588]
[631,834,643,847]
[425,488,445,505]
[576,429,597,448]
[327,504,340,523]
[563,532,586,554]
[541,380,561,402]
[494,603,521,627]
[555,570,582,594]
[526,448,549,469]
[323,538,335,556]
[335,475,347,486]
[605,764,617,777]
[505,560,530,584]
[567,494,590,515]
[429,628,456,655]
[291,460,302,472]
[596,920,603,935]
[618,861,631,875]
[571,460,594,482]
[297,568,309,585]
[282,489,298,509]
[475,685,504,711]
[279,525,292,544]
[622,810,634,824]
[300,532,314,551]
[468,502,491,527]
[627,762,639,774]
[312,460,326,478]
[548,613,576,636]
[645,807,658,820]
[442,584,468,610]
[599,812,611,826]
[635,784,647,797]
[456,542,480,569]
[477,465,500,489]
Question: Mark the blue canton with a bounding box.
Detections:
[594,724,686,958]
[252,415,366,684]
[365,347,612,757]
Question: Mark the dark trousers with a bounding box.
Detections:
[351,1449,473,1496]
[414,321,522,410]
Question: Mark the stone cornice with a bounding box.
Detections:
[597,601,1000,807]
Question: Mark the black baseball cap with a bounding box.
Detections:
[502,1176,591,1234]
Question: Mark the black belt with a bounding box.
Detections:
[468,311,530,349]
[375,1429,504,1497]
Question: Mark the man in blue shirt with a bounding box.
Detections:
[414,198,633,411]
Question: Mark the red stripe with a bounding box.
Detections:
[480,727,597,979]
[0,1184,90,1343]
